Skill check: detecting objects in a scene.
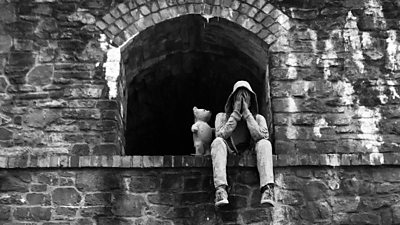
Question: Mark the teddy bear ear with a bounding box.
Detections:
[193,106,198,111]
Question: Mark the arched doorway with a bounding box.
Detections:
[122,15,271,155]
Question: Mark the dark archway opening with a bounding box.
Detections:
[123,15,270,155]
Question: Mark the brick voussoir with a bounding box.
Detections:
[98,2,290,47]
[2,153,400,168]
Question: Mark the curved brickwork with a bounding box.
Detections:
[96,0,291,46]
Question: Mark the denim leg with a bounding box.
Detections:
[211,137,228,188]
[255,139,274,187]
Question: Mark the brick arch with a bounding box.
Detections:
[96,0,291,47]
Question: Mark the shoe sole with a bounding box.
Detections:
[260,200,275,207]
[215,199,229,207]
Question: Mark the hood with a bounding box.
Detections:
[224,80,258,115]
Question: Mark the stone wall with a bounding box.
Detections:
[0,0,400,224]
[0,0,399,157]
[2,162,400,225]
[0,0,123,156]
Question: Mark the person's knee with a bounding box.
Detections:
[256,139,272,151]
[211,137,226,153]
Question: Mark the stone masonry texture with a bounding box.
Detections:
[0,0,399,224]
[0,0,398,157]
[0,166,400,225]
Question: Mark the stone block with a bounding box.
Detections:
[55,207,77,217]
[147,193,175,206]
[176,192,212,205]
[38,173,59,185]
[237,170,259,185]
[183,177,202,191]
[26,193,51,206]
[161,173,183,191]
[0,128,13,140]
[242,208,271,224]
[96,20,108,30]
[111,193,147,217]
[71,144,90,156]
[0,156,8,168]
[350,212,380,224]
[0,35,12,53]
[62,109,101,120]
[0,76,8,93]
[80,206,112,217]
[13,207,51,221]
[93,144,120,155]
[143,156,163,167]
[31,184,47,192]
[24,109,59,128]
[0,193,25,205]
[76,171,120,191]
[85,193,112,206]
[52,188,82,206]
[0,206,11,220]
[261,3,274,14]
[97,217,131,225]
[0,172,31,192]
[130,176,159,192]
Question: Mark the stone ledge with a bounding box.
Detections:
[0,153,397,168]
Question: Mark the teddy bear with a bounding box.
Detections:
[191,106,213,155]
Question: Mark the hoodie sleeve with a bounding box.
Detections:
[242,109,269,141]
[215,112,241,139]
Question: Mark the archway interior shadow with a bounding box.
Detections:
[122,15,270,155]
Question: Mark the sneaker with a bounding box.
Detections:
[260,184,275,207]
[215,187,229,207]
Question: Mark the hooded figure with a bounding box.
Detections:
[211,81,275,207]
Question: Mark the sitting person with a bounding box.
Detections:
[211,81,275,207]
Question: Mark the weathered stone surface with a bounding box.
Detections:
[303,180,329,201]
[27,65,54,86]
[0,172,31,192]
[13,207,51,221]
[24,109,59,128]
[68,12,96,24]
[93,144,120,155]
[71,144,90,155]
[55,207,77,217]
[26,193,50,205]
[37,173,59,186]
[52,188,81,206]
[80,206,112,217]
[97,217,131,225]
[0,205,11,220]
[0,4,16,23]
[84,193,111,206]
[76,171,120,191]
[0,128,13,140]
[129,176,159,192]
[242,208,272,224]
[0,193,26,205]
[0,35,12,53]
[147,193,175,206]
[0,77,7,93]
[111,193,147,217]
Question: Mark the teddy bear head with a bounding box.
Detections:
[193,106,212,122]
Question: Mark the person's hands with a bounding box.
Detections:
[233,98,242,113]
[242,98,249,111]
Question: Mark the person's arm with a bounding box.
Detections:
[242,109,269,142]
[215,112,241,139]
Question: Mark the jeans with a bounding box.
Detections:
[211,137,274,188]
